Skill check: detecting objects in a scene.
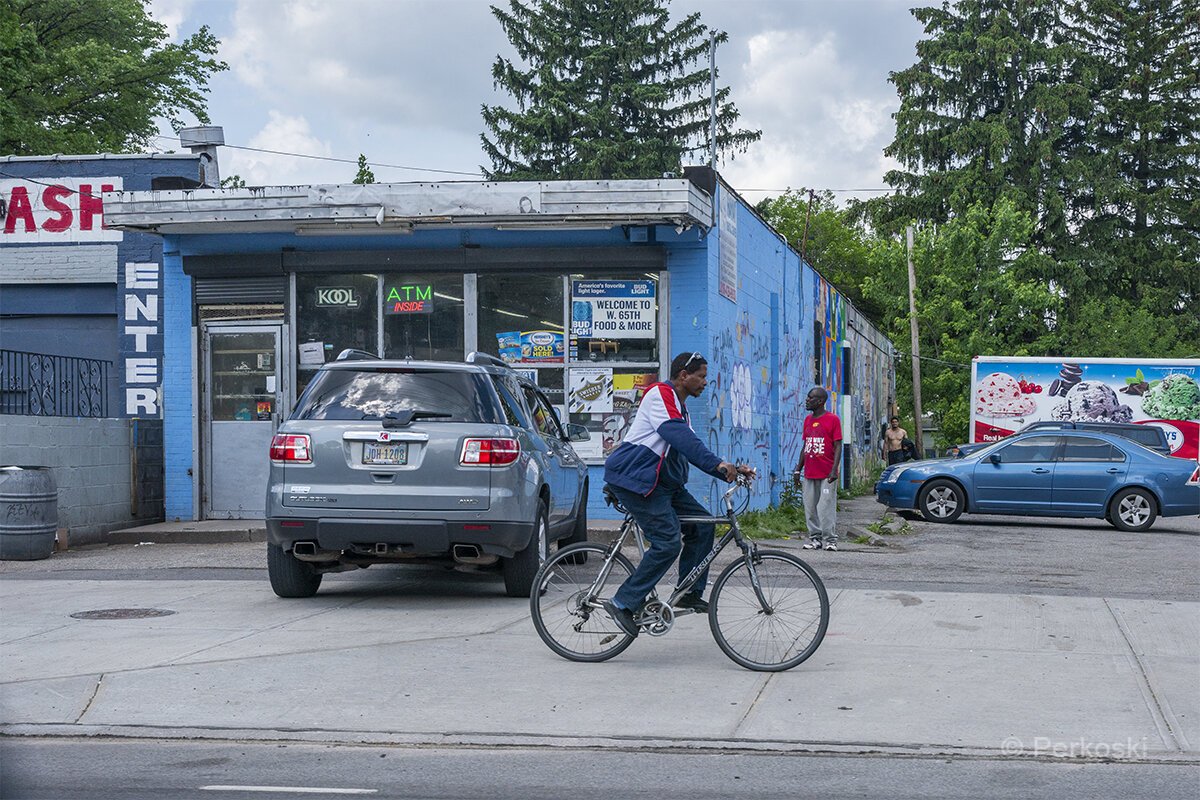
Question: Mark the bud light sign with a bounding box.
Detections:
[571,280,655,339]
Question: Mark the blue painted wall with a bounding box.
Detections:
[1,156,201,420]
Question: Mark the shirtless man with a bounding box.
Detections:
[883,416,908,465]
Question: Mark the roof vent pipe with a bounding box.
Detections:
[179,125,225,188]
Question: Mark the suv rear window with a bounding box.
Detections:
[292,368,501,423]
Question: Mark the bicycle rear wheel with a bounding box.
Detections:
[530,542,637,662]
[709,550,829,671]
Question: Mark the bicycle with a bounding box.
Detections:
[530,475,830,671]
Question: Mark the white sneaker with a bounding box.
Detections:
[802,540,821,550]
[824,542,838,551]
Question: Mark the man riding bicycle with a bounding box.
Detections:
[601,351,755,637]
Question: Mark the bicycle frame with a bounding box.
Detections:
[586,478,775,615]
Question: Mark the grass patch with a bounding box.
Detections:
[739,503,806,540]
[850,534,874,545]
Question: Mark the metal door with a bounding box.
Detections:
[202,324,283,518]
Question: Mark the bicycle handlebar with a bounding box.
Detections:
[721,470,756,511]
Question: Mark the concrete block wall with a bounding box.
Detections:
[0,416,163,545]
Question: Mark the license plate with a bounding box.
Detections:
[363,442,408,465]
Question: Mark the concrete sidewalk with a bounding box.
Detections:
[1,567,1195,762]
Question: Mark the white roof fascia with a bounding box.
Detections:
[103,179,713,234]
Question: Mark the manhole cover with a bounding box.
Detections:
[70,608,177,620]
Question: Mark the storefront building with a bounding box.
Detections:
[106,170,895,521]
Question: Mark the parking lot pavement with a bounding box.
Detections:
[1,563,1197,761]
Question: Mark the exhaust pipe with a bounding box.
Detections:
[291,541,340,562]
[452,543,498,566]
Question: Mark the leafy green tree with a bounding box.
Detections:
[0,0,227,155]
[756,189,882,319]
[220,174,246,189]
[353,154,375,184]
[863,200,1060,446]
[480,0,760,179]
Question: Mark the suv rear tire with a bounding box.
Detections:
[268,543,323,598]
[503,499,548,597]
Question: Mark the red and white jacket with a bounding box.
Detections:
[603,382,724,495]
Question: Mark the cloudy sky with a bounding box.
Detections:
[148,0,925,205]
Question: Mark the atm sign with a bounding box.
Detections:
[384,284,434,315]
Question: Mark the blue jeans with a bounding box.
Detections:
[608,484,716,611]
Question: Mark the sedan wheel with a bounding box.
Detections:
[919,479,964,523]
[1109,488,1157,532]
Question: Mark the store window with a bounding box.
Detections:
[570,274,659,364]
[479,273,566,366]
[295,274,379,396]
[565,273,661,462]
[382,274,464,361]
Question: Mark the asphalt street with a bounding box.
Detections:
[2,738,1196,800]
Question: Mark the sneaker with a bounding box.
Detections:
[824,542,838,551]
[600,599,639,638]
[673,594,709,614]
[802,540,822,550]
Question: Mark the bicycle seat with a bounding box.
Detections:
[602,485,627,513]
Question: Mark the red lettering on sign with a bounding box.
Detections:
[392,301,428,312]
[41,185,74,232]
[78,184,112,230]
[3,186,36,233]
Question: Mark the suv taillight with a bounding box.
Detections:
[460,437,520,466]
[270,433,312,463]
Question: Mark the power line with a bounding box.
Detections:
[154,135,483,178]
[739,187,894,193]
[0,170,108,200]
[894,351,972,370]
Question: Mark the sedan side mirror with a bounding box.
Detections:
[565,423,591,443]
[989,453,1002,465]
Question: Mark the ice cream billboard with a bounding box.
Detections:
[970,357,1200,459]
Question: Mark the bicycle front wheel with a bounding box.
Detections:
[709,550,829,671]
[530,542,637,663]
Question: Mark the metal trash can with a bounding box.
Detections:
[0,466,58,560]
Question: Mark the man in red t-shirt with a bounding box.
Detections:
[793,386,843,551]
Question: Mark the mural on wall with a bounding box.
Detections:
[686,185,894,512]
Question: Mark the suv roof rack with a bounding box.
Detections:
[335,348,380,362]
[466,352,512,370]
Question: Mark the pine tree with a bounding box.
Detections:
[880,0,1084,243]
[1059,0,1200,328]
[480,0,760,180]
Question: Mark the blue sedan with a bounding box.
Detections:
[876,430,1200,532]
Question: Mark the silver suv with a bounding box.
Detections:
[265,351,590,598]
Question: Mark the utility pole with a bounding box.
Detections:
[708,32,718,167]
[906,225,923,458]
[799,188,816,264]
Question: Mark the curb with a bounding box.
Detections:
[3,724,1195,765]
